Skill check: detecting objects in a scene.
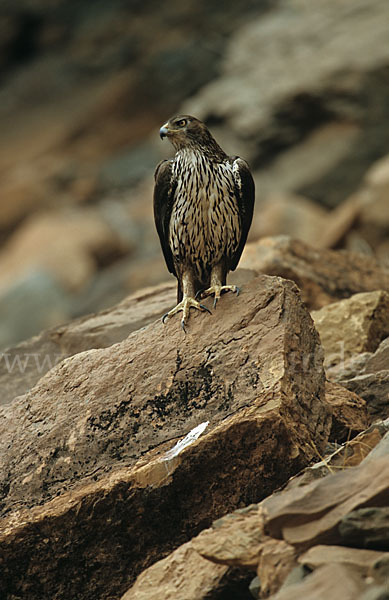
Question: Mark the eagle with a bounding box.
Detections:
[154,115,255,330]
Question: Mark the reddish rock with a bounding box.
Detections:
[240,237,389,310]
[0,275,329,600]
[324,381,368,443]
[121,541,228,600]
[312,291,389,369]
[263,456,389,548]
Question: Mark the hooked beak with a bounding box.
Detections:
[159,124,169,140]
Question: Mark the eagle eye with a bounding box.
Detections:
[176,119,187,128]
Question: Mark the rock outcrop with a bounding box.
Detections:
[1,237,387,599]
[122,427,389,599]
[0,269,256,407]
[0,282,176,406]
[0,274,330,600]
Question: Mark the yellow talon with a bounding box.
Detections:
[162,296,212,331]
[199,285,240,308]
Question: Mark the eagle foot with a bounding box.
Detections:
[199,285,240,308]
[162,296,212,332]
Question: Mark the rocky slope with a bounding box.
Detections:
[1,0,389,348]
[1,237,389,599]
[1,2,389,598]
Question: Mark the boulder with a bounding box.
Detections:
[240,237,389,310]
[0,274,330,600]
[120,541,229,600]
[121,425,389,600]
[263,456,389,548]
[0,270,256,407]
[0,282,176,407]
[298,544,389,576]
[328,338,389,421]
[324,381,368,443]
[311,291,389,369]
[343,372,389,422]
[191,504,266,569]
[256,538,297,597]
[124,504,296,600]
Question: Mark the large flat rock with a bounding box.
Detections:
[0,270,255,407]
[0,274,329,600]
[0,282,176,407]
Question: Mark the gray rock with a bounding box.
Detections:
[341,372,389,421]
[328,337,389,421]
[339,507,389,551]
[249,575,261,599]
[364,337,389,374]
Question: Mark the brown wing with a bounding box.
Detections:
[230,157,255,271]
[153,159,177,277]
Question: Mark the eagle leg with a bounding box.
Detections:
[162,271,212,331]
[199,264,240,308]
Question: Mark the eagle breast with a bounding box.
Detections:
[169,147,241,282]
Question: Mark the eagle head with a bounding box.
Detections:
[159,115,213,151]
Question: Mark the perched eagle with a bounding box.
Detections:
[154,115,255,329]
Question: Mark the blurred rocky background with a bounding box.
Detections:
[0,0,388,348]
[1,3,389,600]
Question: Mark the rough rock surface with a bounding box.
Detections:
[312,291,389,368]
[240,237,389,310]
[263,456,389,547]
[327,337,389,421]
[339,507,389,551]
[324,381,368,443]
[123,434,389,600]
[269,563,367,600]
[0,275,330,600]
[0,282,176,407]
[335,372,389,422]
[298,544,389,574]
[0,270,256,407]
[121,541,229,600]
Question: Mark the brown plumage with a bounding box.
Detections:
[154,115,255,329]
